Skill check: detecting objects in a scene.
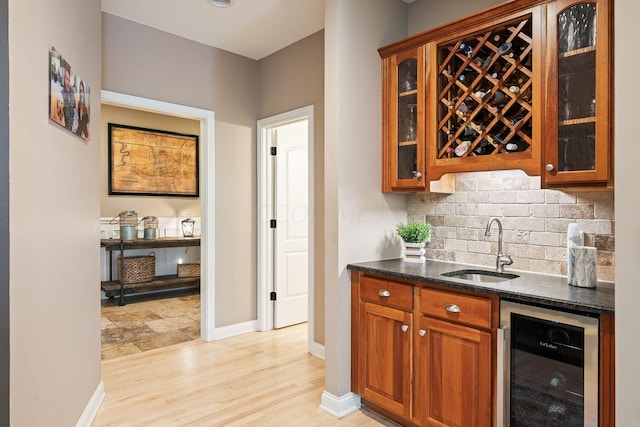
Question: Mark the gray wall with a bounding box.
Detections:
[324,0,409,399]
[0,0,8,423]
[258,30,325,344]
[408,0,503,35]
[102,13,259,327]
[9,0,102,424]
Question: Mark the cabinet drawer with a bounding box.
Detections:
[360,276,413,311]
[418,287,492,329]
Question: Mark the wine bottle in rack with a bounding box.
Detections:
[491,62,508,80]
[445,123,460,135]
[474,139,496,155]
[458,74,470,83]
[481,55,493,70]
[505,139,530,152]
[493,133,507,146]
[510,38,528,59]
[521,85,532,102]
[490,89,506,106]
[497,42,513,56]
[454,140,472,156]
[459,43,473,57]
[463,125,475,137]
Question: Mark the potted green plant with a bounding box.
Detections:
[396,221,431,263]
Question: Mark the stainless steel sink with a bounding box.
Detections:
[441,269,519,283]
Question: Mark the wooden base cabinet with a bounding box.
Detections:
[359,302,412,419]
[351,271,497,426]
[414,287,495,426]
[352,274,414,421]
[414,316,492,427]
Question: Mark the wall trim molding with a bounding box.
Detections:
[213,320,258,341]
[75,380,105,427]
[319,390,361,419]
[310,341,325,360]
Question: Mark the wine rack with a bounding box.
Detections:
[436,16,534,160]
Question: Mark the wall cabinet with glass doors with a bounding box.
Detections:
[381,46,427,192]
[543,0,613,187]
[379,0,613,192]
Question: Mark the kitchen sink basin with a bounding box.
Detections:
[441,269,519,283]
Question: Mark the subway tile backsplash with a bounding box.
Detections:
[408,170,615,282]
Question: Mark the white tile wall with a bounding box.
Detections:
[408,170,615,282]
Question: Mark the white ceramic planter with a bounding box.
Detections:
[402,239,429,263]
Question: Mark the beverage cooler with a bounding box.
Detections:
[499,301,599,426]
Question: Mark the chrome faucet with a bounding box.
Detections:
[484,217,513,272]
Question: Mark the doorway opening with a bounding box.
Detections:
[257,105,319,356]
[100,90,216,344]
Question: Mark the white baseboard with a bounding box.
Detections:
[319,390,361,419]
[213,320,258,340]
[75,380,105,427]
[309,341,325,360]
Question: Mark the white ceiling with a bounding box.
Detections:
[101,0,326,61]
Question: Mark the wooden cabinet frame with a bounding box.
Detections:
[379,0,613,191]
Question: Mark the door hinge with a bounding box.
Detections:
[270,146,277,156]
[270,219,277,228]
[270,291,277,301]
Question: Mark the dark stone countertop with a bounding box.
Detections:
[347,258,614,315]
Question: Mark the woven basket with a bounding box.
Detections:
[177,263,200,278]
[117,252,156,284]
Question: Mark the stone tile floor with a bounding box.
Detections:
[101,290,200,360]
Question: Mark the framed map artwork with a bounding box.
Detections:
[108,123,199,197]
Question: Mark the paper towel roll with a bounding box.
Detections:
[569,246,597,288]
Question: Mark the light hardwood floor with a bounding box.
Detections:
[94,323,399,426]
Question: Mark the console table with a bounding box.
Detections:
[101,237,201,305]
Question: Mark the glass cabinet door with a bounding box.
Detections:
[397,58,419,180]
[384,47,426,191]
[545,0,612,185]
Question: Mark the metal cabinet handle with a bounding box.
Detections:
[419,329,427,337]
[546,163,555,172]
[378,289,390,297]
[401,325,409,332]
[445,304,461,313]
[412,171,423,179]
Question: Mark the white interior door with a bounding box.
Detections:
[274,120,309,329]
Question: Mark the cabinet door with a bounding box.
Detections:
[544,0,612,186]
[358,301,413,419]
[382,47,427,192]
[414,316,492,427]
